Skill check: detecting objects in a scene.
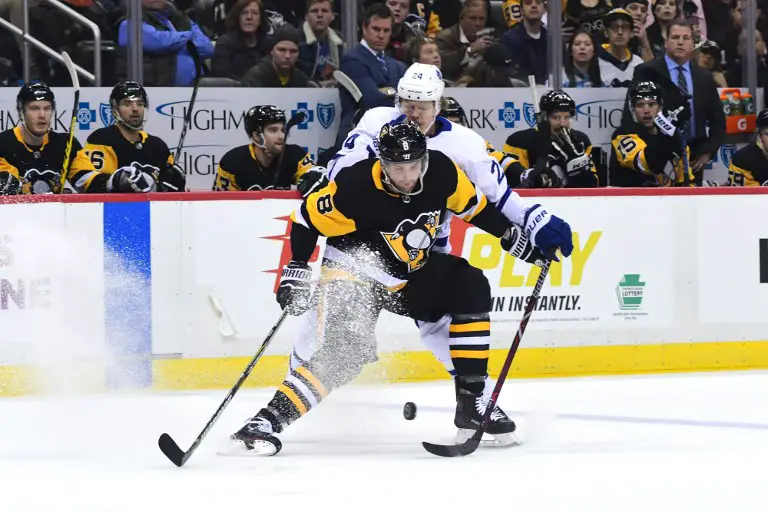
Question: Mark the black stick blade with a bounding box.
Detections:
[158,433,187,467]
[422,432,482,458]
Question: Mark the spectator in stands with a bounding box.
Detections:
[632,20,725,184]
[335,3,405,145]
[117,0,214,86]
[703,0,737,59]
[241,24,310,87]
[436,0,495,82]
[562,29,604,86]
[646,0,679,59]
[0,57,17,86]
[599,9,644,87]
[405,36,442,68]
[725,29,768,93]
[613,0,654,61]
[564,0,613,44]
[501,0,547,84]
[298,0,344,86]
[211,0,270,82]
[695,40,728,87]
[684,1,704,44]
[426,0,498,37]
[454,42,527,86]
[386,0,411,61]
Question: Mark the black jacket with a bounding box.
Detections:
[240,56,311,87]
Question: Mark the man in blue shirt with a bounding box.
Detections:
[118,0,214,86]
[630,20,725,184]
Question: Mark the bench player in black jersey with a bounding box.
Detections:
[227,122,564,456]
[213,105,326,194]
[503,90,599,188]
[83,81,186,193]
[0,83,102,195]
[729,109,768,187]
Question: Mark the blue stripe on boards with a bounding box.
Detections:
[103,201,152,389]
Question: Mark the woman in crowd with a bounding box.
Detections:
[562,29,603,87]
[695,40,728,88]
[211,0,270,81]
[646,0,679,58]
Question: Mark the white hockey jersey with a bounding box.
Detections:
[327,107,529,249]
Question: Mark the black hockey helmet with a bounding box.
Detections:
[539,90,576,118]
[629,80,663,108]
[110,81,149,108]
[757,108,768,131]
[17,82,55,113]
[245,105,286,137]
[378,121,427,163]
[440,96,468,126]
[696,40,720,58]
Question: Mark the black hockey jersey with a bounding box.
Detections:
[610,123,694,187]
[503,126,598,187]
[0,126,101,193]
[291,150,509,289]
[83,125,173,176]
[728,143,768,186]
[213,143,314,191]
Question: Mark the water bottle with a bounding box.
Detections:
[721,94,732,116]
[730,94,743,116]
[742,92,755,115]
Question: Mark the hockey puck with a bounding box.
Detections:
[403,402,417,420]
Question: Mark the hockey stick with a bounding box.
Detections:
[422,259,552,457]
[528,75,540,118]
[59,51,79,192]
[333,70,363,104]
[158,310,288,467]
[172,41,203,166]
[271,110,308,187]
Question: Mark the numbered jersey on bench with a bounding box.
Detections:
[83,125,173,177]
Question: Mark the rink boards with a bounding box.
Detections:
[1,189,768,395]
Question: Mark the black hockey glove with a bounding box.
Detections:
[276,260,314,316]
[157,163,187,192]
[297,166,329,198]
[550,128,591,179]
[519,158,562,188]
[500,225,546,266]
[0,172,21,195]
[110,162,158,193]
[22,168,60,194]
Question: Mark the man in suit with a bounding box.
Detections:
[631,20,725,184]
[336,3,406,145]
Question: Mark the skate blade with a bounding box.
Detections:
[218,438,280,457]
[453,429,523,449]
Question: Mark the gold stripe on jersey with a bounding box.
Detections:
[70,148,101,192]
[302,180,357,237]
[728,164,759,186]
[503,143,530,169]
[12,126,49,150]
[83,144,119,174]
[0,157,21,180]
[447,165,487,221]
[450,349,491,359]
[449,313,491,375]
[213,166,240,191]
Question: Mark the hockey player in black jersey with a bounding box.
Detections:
[610,80,694,186]
[503,90,599,188]
[229,122,558,455]
[83,81,186,193]
[728,108,768,186]
[213,105,323,193]
[0,83,102,195]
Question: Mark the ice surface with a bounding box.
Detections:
[2,372,768,511]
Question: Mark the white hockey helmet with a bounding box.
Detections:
[396,63,445,113]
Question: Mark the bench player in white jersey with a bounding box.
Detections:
[318,63,574,443]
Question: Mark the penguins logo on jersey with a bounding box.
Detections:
[381,211,440,272]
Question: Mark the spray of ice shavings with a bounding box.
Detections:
[0,215,150,395]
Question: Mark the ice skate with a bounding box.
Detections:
[229,416,282,456]
[453,377,521,448]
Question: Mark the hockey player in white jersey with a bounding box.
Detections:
[313,63,573,444]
